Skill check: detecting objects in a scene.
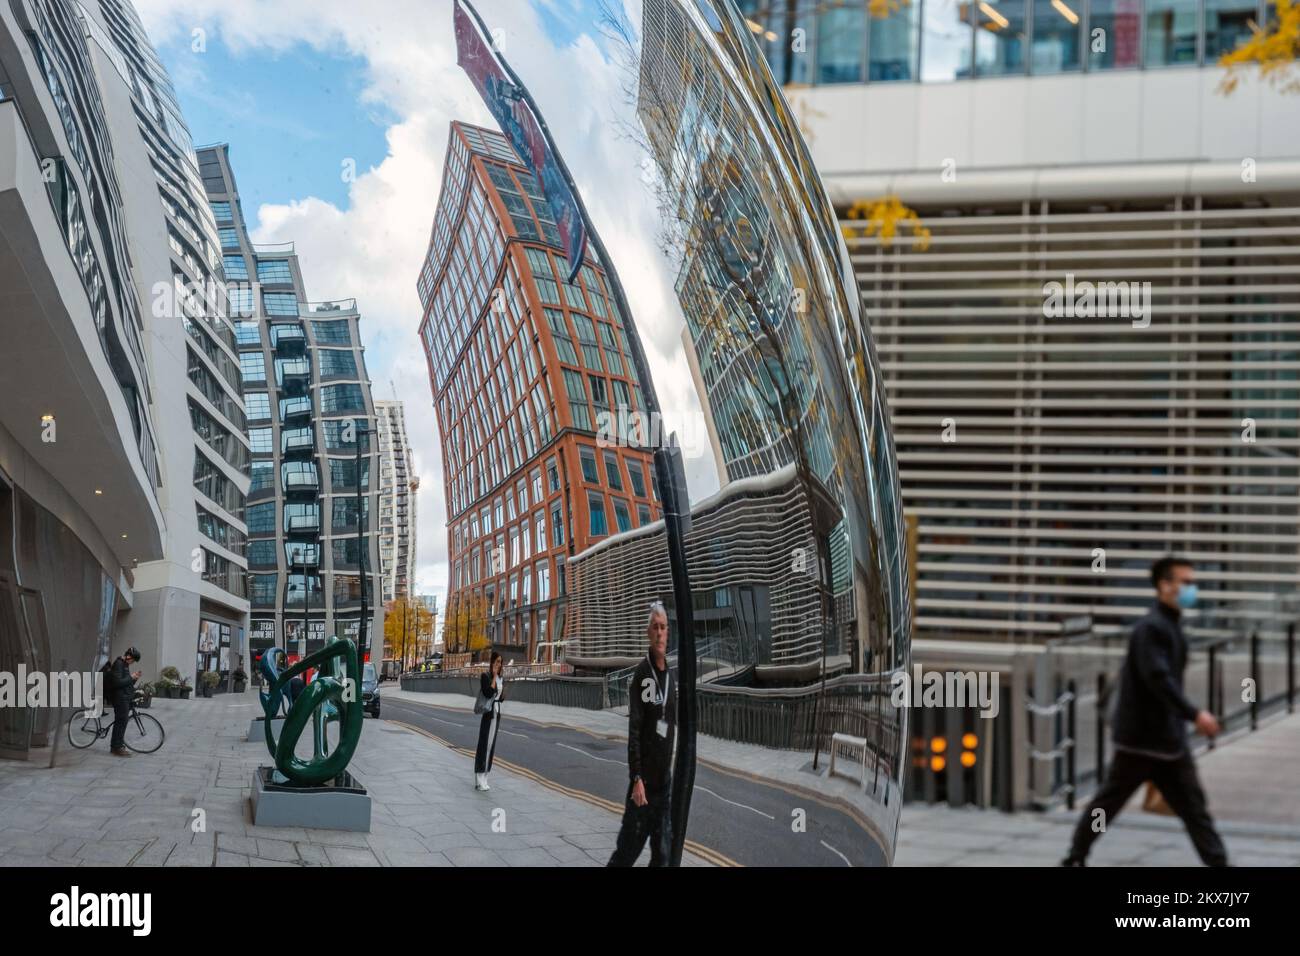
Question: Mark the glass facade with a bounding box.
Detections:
[738,0,1271,84]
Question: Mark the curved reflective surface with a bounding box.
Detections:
[425,0,911,865]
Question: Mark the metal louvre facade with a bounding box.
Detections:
[853,195,1300,642]
[565,465,826,668]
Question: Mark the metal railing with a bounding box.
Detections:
[1031,609,1299,810]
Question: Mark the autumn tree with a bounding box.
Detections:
[1219,0,1300,94]
[383,597,436,669]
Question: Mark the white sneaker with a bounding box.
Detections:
[474,773,486,791]
[480,774,491,791]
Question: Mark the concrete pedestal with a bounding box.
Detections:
[250,766,371,832]
[247,715,285,742]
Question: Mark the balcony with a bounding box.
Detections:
[270,323,305,351]
[282,467,320,493]
[279,395,313,423]
[276,357,311,384]
[281,428,314,455]
[284,512,320,534]
[303,299,357,316]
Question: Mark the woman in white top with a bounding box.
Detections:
[474,651,505,790]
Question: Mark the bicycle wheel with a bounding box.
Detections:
[67,711,103,749]
[123,711,164,753]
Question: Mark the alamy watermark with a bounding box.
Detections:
[0,668,103,710]
[891,665,1000,718]
[1043,273,1152,329]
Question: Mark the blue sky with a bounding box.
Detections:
[160,39,394,212]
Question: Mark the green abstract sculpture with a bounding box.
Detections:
[258,637,363,786]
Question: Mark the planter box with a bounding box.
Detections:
[178,688,192,700]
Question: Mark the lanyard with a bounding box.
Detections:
[646,655,670,707]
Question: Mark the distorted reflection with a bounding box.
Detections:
[422,0,911,866]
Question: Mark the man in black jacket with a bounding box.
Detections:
[106,647,142,757]
[1063,557,1227,866]
[608,603,676,866]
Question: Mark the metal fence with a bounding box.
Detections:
[1030,611,1299,809]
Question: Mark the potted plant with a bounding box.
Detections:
[137,681,154,708]
[232,668,248,693]
[177,677,192,700]
[154,677,175,698]
[200,670,220,698]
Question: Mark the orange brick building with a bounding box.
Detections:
[418,122,660,663]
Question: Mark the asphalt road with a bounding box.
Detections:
[382,696,888,866]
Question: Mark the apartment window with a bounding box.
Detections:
[263,292,299,316]
[603,452,623,491]
[921,0,973,80]
[248,427,273,454]
[286,541,319,568]
[579,446,599,484]
[249,574,277,607]
[312,320,351,345]
[531,468,543,504]
[240,351,266,383]
[210,201,232,222]
[547,457,560,492]
[283,502,320,533]
[975,0,1027,75]
[329,458,370,490]
[321,384,365,413]
[1205,0,1257,58]
[537,563,550,603]
[246,539,277,568]
[637,503,651,527]
[247,501,276,535]
[245,392,270,421]
[563,368,592,430]
[870,5,922,80]
[551,503,564,547]
[256,259,293,284]
[816,2,865,83]
[219,227,240,249]
[535,512,546,553]
[249,461,274,493]
[235,321,261,347]
[1031,0,1082,72]
[228,285,255,318]
[521,569,531,606]
[1145,0,1199,65]
[588,493,608,537]
[223,255,249,280]
[510,528,520,567]
[628,459,646,497]
[1087,0,1142,68]
[319,349,358,379]
[612,497,632,534]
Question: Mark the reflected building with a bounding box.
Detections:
[197,144,382,666]
[418,122,660,663]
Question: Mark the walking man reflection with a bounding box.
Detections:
[609,603,677,866]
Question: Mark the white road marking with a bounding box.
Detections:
[821,839,852,866]
[555,742,622,763]
[695,786,775,820]
[498,729,530,739]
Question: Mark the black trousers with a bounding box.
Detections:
[1069,749,1228,866]
[110,694,130,751]
[608,782,672,867]
[474,708,499,773]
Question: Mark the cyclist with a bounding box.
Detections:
[107,647,143,758]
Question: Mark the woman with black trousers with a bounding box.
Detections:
[474,652,505,791]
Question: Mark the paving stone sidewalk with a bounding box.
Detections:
[0,694,709,867]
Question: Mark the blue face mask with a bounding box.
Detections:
[1176,584,1199,610]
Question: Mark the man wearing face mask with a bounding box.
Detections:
[1063,556,1228,866]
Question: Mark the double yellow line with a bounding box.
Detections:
[389,719,737,867]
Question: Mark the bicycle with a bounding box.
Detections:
[66,694,165,753]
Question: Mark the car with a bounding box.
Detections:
[361,662,381,718]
